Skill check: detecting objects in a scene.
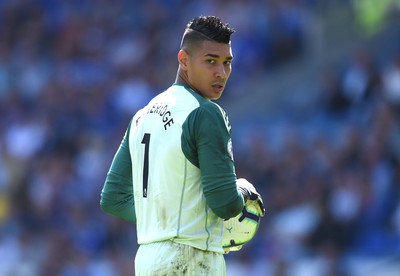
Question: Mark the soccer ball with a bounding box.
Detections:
[222,200,261,253]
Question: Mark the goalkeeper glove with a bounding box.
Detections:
[237,178,265,217]
[224,245,242,254]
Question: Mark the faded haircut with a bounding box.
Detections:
[180,16,235,53]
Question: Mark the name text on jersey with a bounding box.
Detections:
[147,103,174,130]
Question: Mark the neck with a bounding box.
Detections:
[175,68,189,85]
[175,67,209,100]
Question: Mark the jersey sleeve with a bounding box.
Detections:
[100,121,136,223]
[182,103,244,219]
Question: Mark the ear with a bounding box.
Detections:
[178,50,189,70]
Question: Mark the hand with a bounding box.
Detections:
[237,178,265,217]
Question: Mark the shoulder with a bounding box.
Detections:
[198,101,231,133]
[184,100,231,136]
[172,83,231,132]
[205,101,228,120]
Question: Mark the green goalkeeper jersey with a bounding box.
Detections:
[101,83,244,253]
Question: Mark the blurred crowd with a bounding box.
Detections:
[230,46,400,274]
[0,0,400,275]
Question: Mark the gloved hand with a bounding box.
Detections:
[237,178,265,217]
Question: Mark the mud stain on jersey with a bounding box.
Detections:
[167,259,187,275]
[198,261,211,274]
[157,206,167,230]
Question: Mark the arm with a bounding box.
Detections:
[182,104,244,219]
[100,122,136,223]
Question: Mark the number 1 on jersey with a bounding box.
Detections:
[141,133,150,198]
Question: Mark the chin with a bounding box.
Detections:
[212,92,223,100]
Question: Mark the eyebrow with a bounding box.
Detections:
[204,53,233,60]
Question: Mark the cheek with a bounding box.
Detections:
[226,66,232,76]
[190,65,208,83]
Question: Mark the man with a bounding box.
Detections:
[101,15,264,275]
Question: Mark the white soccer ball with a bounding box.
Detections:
[222,200,261,253]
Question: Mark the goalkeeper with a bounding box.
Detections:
[100,15,265,275]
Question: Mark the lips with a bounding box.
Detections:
[212,85,224,94]
[211,83,224,90]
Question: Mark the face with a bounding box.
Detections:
[180,40,233,100]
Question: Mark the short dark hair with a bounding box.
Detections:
[180,16,235,51]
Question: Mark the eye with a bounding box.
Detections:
[207,59,216,64]
[224,60,232,65]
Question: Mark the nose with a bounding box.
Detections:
[215,64,228,79]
